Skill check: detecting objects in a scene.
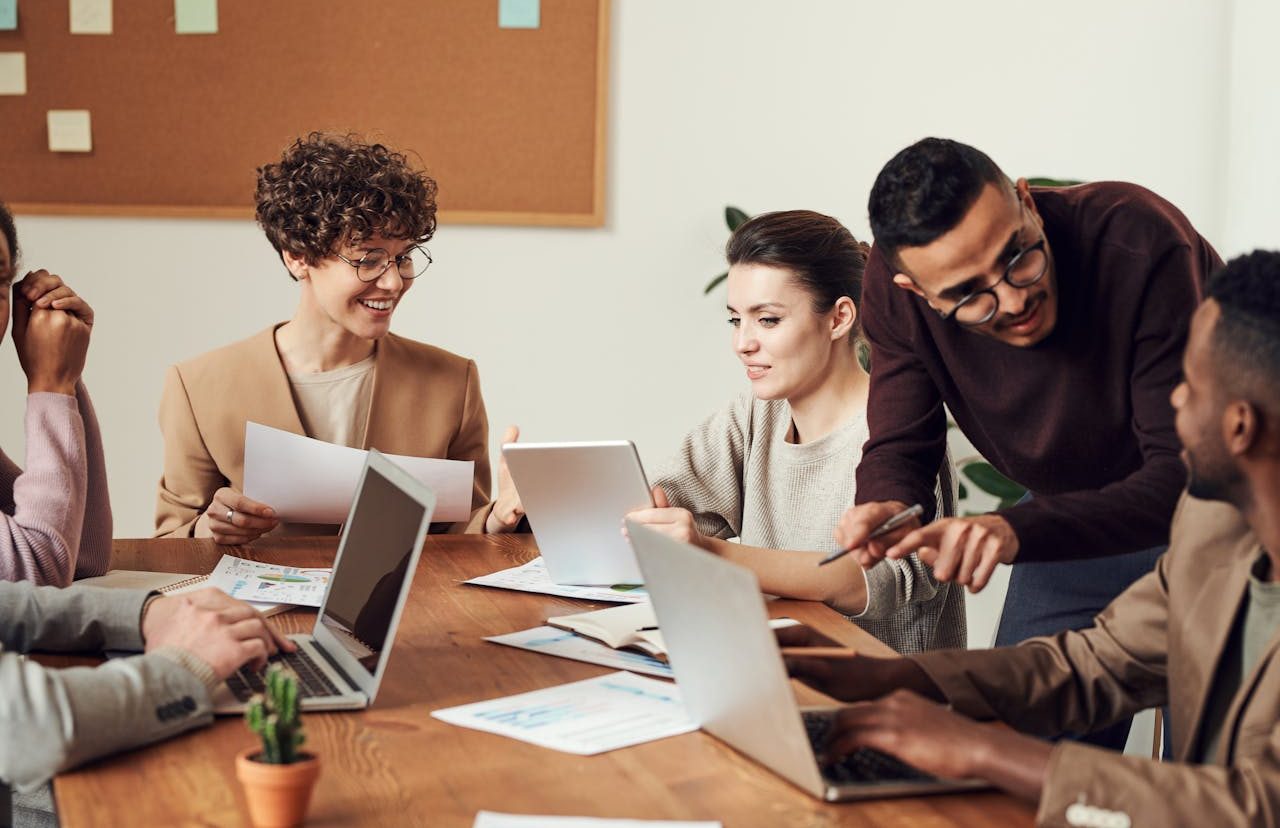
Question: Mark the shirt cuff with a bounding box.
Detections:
[151,646,221,690]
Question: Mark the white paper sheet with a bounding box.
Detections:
[485,626,674,679]
[475,814,720,828]
[242,422,474,523]
[431,671,695,755]
[203,554,331,607]
[465,558,648,604]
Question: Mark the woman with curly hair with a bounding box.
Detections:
[154,133,517,542]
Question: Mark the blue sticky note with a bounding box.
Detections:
[499,0,539,29]
[174,0,217,34]
[0,0,17,32]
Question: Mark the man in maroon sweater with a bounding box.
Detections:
[838,138,1219,747]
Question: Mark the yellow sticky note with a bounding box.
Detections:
[69,0,112,34]
[47,110,93,152]
[0,52,26,95]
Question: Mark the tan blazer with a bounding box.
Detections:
[155,326,492,537]
[910,494,1280,827]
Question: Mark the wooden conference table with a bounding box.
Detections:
[53,534,1035,827]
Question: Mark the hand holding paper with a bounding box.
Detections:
[243,422,474,524]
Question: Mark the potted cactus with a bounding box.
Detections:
[235,666,321,828]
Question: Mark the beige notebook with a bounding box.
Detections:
[77,569,290,617]
[546,602,667,661]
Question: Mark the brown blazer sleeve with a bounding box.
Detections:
[1034,738,1280,828]
[452,359,494,534]
[907,542,1172,737]
[154,365,226,538]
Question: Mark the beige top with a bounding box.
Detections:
[653,392,965,655]
[287,355,376,449]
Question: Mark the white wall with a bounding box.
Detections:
[1,0,1246,711]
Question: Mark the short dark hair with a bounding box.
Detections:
[1208,250,1280,412]
[0,200,19,276]
[867,138,1009,265]
[255,133,438,277]
[726,210,869,320]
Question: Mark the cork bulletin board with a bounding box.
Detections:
[0,0,609,226]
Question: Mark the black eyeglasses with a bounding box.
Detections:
[941,238,1048,327]
[334,245,432,283]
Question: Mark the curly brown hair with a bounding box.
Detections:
[255,133,438,276]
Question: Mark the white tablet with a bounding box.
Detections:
[502,440,653,585]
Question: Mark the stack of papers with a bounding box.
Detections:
[432,671,695,755]
[465,558,648,604]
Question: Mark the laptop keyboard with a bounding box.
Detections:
[226,648,342,703]
[801,711,935,785]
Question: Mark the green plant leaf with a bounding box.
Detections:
[958,481,968,500]
[703,271,728,295]
[960,462,1027,501]
[1025,177,1084,188]
[725,206,750,231]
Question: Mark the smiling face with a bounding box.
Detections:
[726,262,852,402]
[1171,300,1239,502]
[285,234,416,342]
[894,181,1059,348]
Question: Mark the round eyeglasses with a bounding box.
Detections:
[334,245,432,283]
[941,239,1048,327]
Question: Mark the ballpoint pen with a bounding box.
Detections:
[816,503,924,566]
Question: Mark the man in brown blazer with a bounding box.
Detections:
[783,250,1280,826]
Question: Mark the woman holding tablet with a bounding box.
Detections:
[154,134,519,542]
[628,210,964,653]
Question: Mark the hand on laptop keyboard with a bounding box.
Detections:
[227,649,340,703]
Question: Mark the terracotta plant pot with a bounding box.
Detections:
[235,747,321,828]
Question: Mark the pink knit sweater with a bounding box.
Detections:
[1,385,112,585]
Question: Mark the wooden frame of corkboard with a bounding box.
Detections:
[0,0,609,227]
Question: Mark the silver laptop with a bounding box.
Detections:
[212,450,435,713]
[625,521,988,801]
[502,440,653,585]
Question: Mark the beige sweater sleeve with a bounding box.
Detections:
[651,394,751,540]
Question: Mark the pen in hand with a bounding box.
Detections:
[816,503,925,567]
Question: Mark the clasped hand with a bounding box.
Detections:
[11,270,94,396]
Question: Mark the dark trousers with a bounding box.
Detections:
[994,542,1166,751]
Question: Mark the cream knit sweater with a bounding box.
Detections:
[653,392,965,654]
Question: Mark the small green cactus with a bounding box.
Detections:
[244,665,307,764]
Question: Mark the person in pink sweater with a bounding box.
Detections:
[0,202,111,585]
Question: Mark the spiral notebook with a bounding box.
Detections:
[77,569,290,616]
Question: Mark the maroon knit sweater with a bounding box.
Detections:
[855,182,1220,561]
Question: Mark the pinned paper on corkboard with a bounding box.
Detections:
[47,110,93,152]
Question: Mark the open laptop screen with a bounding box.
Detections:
[319,463,425,674]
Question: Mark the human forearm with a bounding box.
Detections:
[0,582,148,653]
[0,652,212,792]
[73,382,112,578]
[707,539,869,614]
[969,724,1052,802]
[2,393,88,586]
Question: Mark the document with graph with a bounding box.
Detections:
[203,554,332,607]
[431,671,695,754]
